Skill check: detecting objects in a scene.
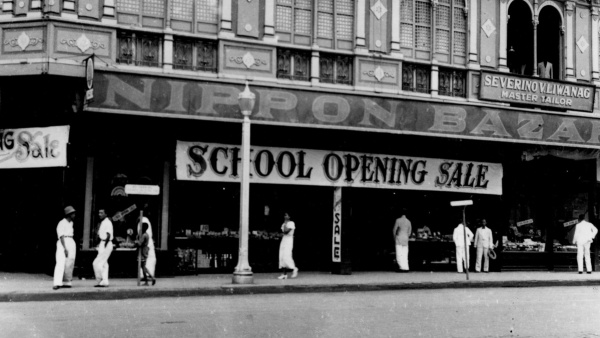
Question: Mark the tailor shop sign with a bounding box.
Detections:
[480,71,595,112]
[91,72,600,149]
[175,141,503,195]
[0,126,69,169]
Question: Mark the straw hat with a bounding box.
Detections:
[64,206,76,216]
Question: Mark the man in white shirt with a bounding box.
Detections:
[474,219,494,273]
[453,222,474,273]
[573,214,598,274]
[93,208,114,287]
[393,209,412,272]
[53,206,76,290]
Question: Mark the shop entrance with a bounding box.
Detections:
[347,188,503,271]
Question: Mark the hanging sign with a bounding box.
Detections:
[517,219,534,227]
[124,184,160,195]
[0,126,69,169]
[563,219,578,227]
[175,141,504,195]
[480,71,595,112]
[332,187,342,263]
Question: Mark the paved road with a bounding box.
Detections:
[1,286,599,338]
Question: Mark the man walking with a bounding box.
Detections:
[93,208,114,287]
[452,221,474,273]
[393,209,412,272]
[474,219,494,273]
[53,206,77,290]
[573,214,598,274]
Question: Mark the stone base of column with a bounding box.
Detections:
[232,271,254,284]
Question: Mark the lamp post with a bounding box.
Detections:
[232,81,255,284]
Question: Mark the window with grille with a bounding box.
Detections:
[277,49,311,81]
[438,68,466,97]
[317,0,355,50]
[276,0,313,45]
[319,53,353,85]
[173,38,218,72]
[400,0,467,62]
[117,31,162,68]
[402,63,430,93]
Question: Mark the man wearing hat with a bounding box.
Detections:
[93,208,114,287]
[53,206,77,290]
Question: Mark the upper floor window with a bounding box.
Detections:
[277,48,311,81]
[317,0,355,50]
[173,38,218,73]
[276,0,313,45]
[402,62,430,94]
[400,0,467,64]
[319,53,353,85]
[117,31,162,68]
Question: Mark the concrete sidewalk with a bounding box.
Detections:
[1,271,600,303]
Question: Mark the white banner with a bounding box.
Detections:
[0,126,69,169]
[175,141,503,195]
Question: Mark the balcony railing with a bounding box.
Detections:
[117,32,162,67]
[277,49,311,81]
[319,54,353,85]
[402,63,430,94]
[173,39,218,72]
[438,68,466,98]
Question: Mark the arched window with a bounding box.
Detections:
[507,0,534,76]
[537,6,562,80]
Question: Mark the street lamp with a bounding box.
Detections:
[233,81,255,284]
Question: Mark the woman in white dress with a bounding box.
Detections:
[278,212,298,279]
[138,216,156,279]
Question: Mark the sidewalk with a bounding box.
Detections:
[1,271,600,303]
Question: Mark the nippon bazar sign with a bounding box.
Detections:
[175,141,503,195]
[0,126,69,169]
[90,72,600,149]
[480,71,595,112]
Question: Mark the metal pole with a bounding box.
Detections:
[463,206,469,281]
[232,114,253,284]
[137,210,143,286]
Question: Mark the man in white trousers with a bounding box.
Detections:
[393,209,412,272]
[453,221,474,273]
[93,208,113,287]
[474,219,494,273]
[53,206,77,290]
[573,214,598,274]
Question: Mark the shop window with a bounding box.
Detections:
[316,0,354,50]
[117,31,163,68]
[507,1,562,80]
[438,68,466,98]
[275,0,313,45]
[319,53,353,85]
[402,62,430,93]
[277,48,311,81]
[173,38,218,72]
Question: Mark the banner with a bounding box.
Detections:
[91,72,600,150]
[175,141,503,195]
[0,126,69,169]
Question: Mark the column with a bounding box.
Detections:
[163,34,173,71]
[355,0,367,52]
[263,0,276,42]
[565,1,575,81]
[468,0,478,65]
[431,61,439,96]
[390,0,401,55]
[498,0,509,71]
[592,7,599,81]
[311,50,320,85]
[533,17,539,77]
[219,0,234,38]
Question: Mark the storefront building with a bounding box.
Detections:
[2,0,600,276]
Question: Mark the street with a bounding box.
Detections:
[1,286,600,338]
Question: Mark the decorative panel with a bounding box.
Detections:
[575,7,591,81]
[237,0,259,38]
[479,0,497,68]
[43,0,61,14]
[55,28,111,57]
[79,0,102,19]
[2,28,46,54]
[13,0,29,15]
[369,0,388,53]
[222,43,275,76]
[356,58,400,88]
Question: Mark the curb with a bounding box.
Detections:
[2,279,600,303]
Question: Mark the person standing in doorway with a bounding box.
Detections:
[474,219,494,273]
[53,206,77,290]
[453,221,474,273]
[138,216,156,280]
[136,222,156,286]
[393,208,412,272]
[93,208,113,287]
[573,214,598,274]
[278,212,298,279]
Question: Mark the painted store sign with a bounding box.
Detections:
[480,71,595,112]
[0,126,69,169]
[90,72,600,149]
[175,141,503,195]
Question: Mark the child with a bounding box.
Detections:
[136,222,156,286]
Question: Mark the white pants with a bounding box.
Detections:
[395,244,409,271]
[577,242,592,272]
[54,238,76,287]
[93,242,113,285]
[455,245,469,272]
[475,246,490,272]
